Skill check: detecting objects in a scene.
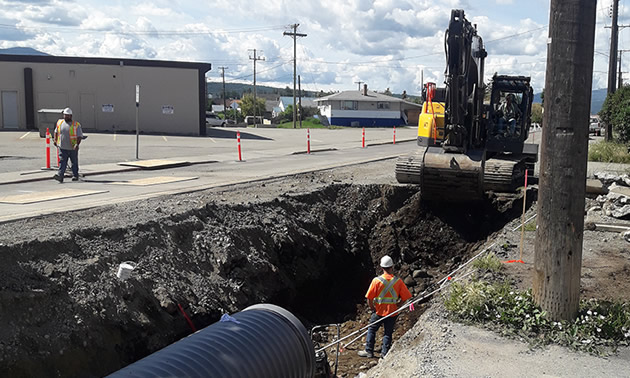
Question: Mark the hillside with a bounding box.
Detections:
[533,88,607,114]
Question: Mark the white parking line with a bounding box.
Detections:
[19,132,31,140]
[209,138,217,143]
[162,136,168,142]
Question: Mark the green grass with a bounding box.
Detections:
[275,118,345,129]
[588,141,630,163]
[472,253,504,272]
[523,219,537,232]
[444,280,630,354]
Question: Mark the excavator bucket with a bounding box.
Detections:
[396,147,484,201]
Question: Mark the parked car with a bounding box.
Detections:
[206,113,226,127]
[589,117,603,136]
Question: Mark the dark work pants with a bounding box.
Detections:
[365,312,396,356]
[58,148,78,178]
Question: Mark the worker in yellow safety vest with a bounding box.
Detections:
[358,255,412,358]
[53,107,83,183]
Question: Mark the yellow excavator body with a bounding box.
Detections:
[417,101,445,146]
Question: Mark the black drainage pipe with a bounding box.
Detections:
[108,304,315,378]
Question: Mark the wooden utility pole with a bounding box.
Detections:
[248,49,264,128]
[606,0,619,141]
[284,24,307,129]
[619,52,623,89]
[298,75,303,128]
[219,66,228,116]
[533,0,596,321]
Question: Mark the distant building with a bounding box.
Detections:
[211,105,225,113]
[315,85,422,127]
[274,96,317,118]
[0,54,211,135]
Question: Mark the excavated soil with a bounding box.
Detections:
[0,166,530,377]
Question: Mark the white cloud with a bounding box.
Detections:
[0,0,612,93]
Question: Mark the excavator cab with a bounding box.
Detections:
[485,74,534,156]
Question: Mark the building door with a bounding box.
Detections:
[2,91,19,129]
[80,93,96,130]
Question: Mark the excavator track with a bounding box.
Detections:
[395,148,425,185]
[484,158,525,193]
[396,147,484,201]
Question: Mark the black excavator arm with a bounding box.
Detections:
[443,9,487,153]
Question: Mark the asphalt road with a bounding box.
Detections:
[0,127,419,223]
[0,126,613,224]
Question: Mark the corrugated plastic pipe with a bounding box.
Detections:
[108,304,315,378]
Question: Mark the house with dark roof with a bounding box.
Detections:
[314,85,422,127]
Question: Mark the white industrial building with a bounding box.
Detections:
[0,54,211,136]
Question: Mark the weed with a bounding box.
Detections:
[523,220,536,232]
[444,281,630,355]
[588,141,630,163]
[472,253,503,272]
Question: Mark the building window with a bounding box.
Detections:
[377,102,390,109]
[341,101,358,110]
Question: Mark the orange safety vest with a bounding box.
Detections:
[55,119,79,148]
[365,273,412,316]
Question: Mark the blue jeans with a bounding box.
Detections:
[498,118,517,135]
[365,312,397,356]
[58,148,79,178]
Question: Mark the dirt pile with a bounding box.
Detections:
[0,182,527,377]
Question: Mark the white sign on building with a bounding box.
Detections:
[102,104,114,113]
[162,105,174,115]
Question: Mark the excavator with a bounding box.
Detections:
[396,9,538,201]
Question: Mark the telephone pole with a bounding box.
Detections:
[355,81,364,91]
[607,0,619,141]
[248,49,264,128]
[534,0,596,321]
[298,75,302,128]
[619,52,623,89]
[219,66,228,116]
[284,24,307,128]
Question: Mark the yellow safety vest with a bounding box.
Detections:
[55,119,79,148]
[373,276,400,305]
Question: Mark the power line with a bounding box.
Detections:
[0,22,287,36]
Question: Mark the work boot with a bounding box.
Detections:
[357,350,373,358]
[53,174,63,183]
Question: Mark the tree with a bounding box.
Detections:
[531,103,543,124]
[224,108,243,123]
[599,85,630,143]
[240,93,266,117]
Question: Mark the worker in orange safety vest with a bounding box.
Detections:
[53,107,83,183]
[358,255,412,358]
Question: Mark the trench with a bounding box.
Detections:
[0,184,531,377]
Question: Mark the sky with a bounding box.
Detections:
[0,0,626,95]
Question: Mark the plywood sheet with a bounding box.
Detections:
[0,188,108,204]
[110,176,198,186]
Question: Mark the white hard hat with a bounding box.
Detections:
[63,107,73,115]
[380,255,394,268]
